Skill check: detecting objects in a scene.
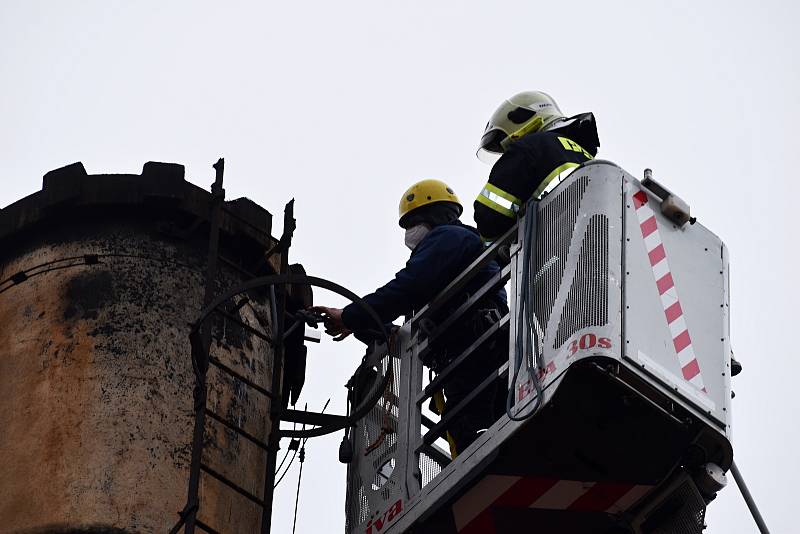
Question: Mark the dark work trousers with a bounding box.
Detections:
[437,304,509,455]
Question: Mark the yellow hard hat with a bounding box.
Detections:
[398,179,462,227]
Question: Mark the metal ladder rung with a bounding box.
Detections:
[205,409,269,451]
[200,463,265,507]
[195,519,221,534]
[218,255,257,280]
[208,356,273,398]
[213,308,272,343]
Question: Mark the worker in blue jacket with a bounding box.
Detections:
[314,179,508,455]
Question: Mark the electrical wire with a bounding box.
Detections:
[274,399,330,489]
[274,420,298,477]
[0,252,199,296]
[273,447,298,489]
[507,201,545,421]
[289,398,330,533]
[291,439,306,534]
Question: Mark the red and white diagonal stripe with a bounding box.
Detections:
[452,475,653,534]
[632,190,706,392]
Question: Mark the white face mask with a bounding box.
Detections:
[404,224,430,250]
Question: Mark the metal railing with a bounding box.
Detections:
[344,220,524,531]
[404,222,519,478]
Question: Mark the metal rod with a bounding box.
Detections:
[205,409,269,451]
[420,414,438,430]
[218,254,258,280]
[416,263,512,360]
[201,463,265,506]
[212,307,273,343]
[208,356,274,398]
[411,223,517,324]
[261,200,295,533]
[168,504,196,534]
[195,520,221,534]
[281,409,349,428]
[418,314,510,404]
[282,316,302,340]
[184,158,226,534]
[0,251,203,298]
[731,460,771,534]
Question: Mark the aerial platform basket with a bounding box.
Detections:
[344,161,733,534]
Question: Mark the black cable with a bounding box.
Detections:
[289,399,329,533]
[291,443,306,534]
[0,252,198,294]
[274,399,330,489]
[274,408,301,490]
[274,420,297,477]
[273,448,298,489]
[507,201,544,421]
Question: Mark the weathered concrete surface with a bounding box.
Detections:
[0,215,278,533]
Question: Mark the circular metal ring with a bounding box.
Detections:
[193,273,392,439]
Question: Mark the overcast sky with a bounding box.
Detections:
[2,1,797,533]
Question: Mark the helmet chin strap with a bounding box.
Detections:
[501,116,544,150]
[500,112,572,150]
[500,115,580,151]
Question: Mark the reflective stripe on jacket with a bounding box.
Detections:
[474,116,599,241]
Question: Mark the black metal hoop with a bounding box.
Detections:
[192,273,392,439]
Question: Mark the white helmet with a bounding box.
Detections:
[477,91,566,163]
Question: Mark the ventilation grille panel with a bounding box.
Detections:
[553,213,609,349]
[419,451,445,488]
[533,176,589,339]
[642,479,706,534]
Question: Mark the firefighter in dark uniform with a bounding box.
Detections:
[474,90,601,241]
[313,180,508,456]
